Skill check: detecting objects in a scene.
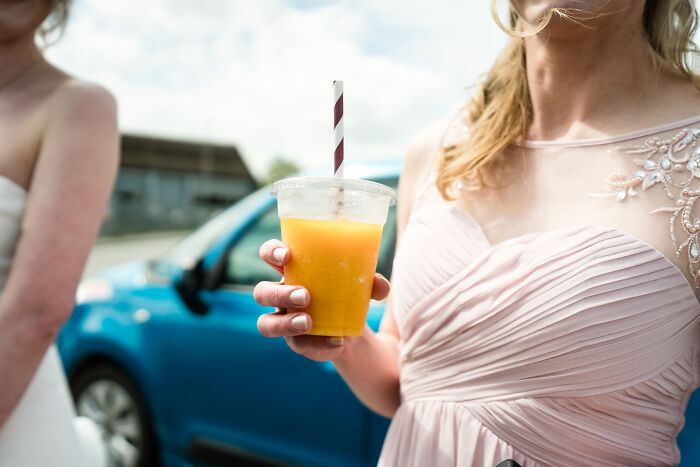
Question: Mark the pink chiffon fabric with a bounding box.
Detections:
[378,126,700,466]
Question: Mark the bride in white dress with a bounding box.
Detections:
[0,1,119,465]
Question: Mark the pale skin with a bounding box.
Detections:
[255,0,700,418]
[0,0,119,428]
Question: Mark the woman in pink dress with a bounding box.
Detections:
[255,1,699,465]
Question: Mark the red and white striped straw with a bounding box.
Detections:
[333,80,344,178]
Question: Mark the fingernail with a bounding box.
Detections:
[289,289,308,306]
[272,248,286,264]
[329,337,344,346]
[291,315,308,331]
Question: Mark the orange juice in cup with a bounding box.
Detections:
[272,177,396,336]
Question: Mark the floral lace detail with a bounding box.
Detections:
[591,128,700,285]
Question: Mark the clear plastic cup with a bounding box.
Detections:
[271,177,396,336]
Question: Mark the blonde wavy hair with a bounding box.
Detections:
[435,0,700,199]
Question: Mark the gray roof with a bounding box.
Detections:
[120,133,254,179]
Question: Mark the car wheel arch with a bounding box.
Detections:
[68,355,161,467]
[68,354,159,428]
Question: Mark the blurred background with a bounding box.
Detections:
[44,0,512,273]
[53,4,511,466]
[50,2,700,466]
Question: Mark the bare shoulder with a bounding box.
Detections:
[47,79,117,122]
[397,116,454,231]
[43,79,119,157]
[33,79,119,180]
[403,117,452,183]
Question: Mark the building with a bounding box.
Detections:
[102,134,257,235]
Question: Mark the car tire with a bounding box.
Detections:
[70,363,158,467]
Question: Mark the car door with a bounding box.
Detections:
[164,177,397,467]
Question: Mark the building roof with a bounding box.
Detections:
[120,133,254,179]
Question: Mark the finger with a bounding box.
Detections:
[254,281,310,309]
[259,239,289,274]
[371,273,391,300]
[285,335,348,361]
[258,310,312,338]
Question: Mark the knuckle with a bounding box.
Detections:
[272,317,286,336]
[271,285,285,307]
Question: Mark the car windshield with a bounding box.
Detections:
[155,187,270,273]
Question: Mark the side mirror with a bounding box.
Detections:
[175,260,208,315]
[199,240,235,291]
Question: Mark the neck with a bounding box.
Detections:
[0,35,42,90]
[524,13,661,141]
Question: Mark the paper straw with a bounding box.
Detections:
[333,80,344,177]
[333,81,345,344]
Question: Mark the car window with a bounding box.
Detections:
[226,206,282,286]
[225,176,398,287]
[157,188,271,273]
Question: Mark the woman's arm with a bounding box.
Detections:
[328,312,401,418]
[0,81,118,428]
[255,121,444,418]
[330,122,446,417]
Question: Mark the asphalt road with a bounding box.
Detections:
[84,231,191,277]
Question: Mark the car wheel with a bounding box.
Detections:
[70,364,157,467]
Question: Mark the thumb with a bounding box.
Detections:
[371,273,390,300]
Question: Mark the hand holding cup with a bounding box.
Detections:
[254,239,390,361]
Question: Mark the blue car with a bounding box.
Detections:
[59,163,398,467]
[58,161,699,467]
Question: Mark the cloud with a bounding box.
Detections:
[46,0,507,176]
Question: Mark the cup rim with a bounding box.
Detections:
[270,177,397,205]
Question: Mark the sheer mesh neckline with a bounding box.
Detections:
[439,111,700,290]
[521,113,700,149]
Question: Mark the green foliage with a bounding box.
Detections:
[259,157,300,186]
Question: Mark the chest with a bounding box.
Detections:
[0,91,46,188]
[448,139,700,290]
[454,144,681,271]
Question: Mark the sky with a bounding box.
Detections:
[45,0,507,178]
[45,1,700,178]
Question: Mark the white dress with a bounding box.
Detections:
[0,176,87,466]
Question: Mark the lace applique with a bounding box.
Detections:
[591,127,700,285]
